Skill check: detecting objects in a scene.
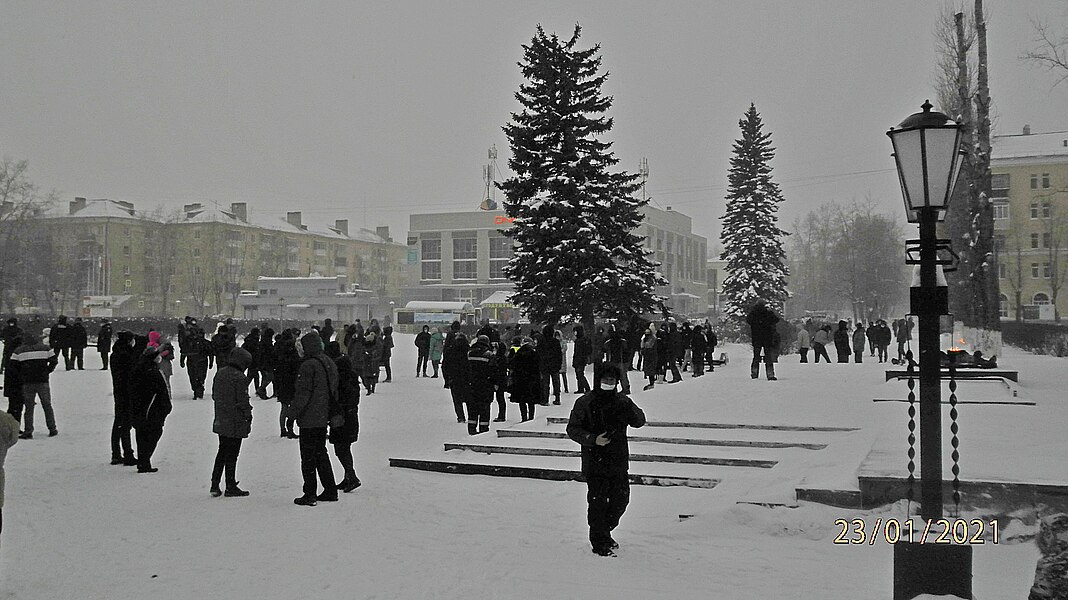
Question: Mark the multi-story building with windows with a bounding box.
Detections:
[28,198,406,318]
[991,126,1068,320]
[404,205,708,317]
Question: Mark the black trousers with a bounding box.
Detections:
[135,426,163,470]
[99,351,110,370]
[586,472,630,549]
[71,348,84,369]
[519,401,536,421]
[111,404,133,460]
[417,352,429,375]
[332,440,356,480]
[212,435,243,486]
[494,387,506,419]
[6,395,24,422]
[799,348,809,363]
[58,347,71,370]
[450,385,467,421]
[466,389,493,434]
[382,357,392,381]
[812,343,831,363]
[575,365,590,393]
[187,358,209,398]
[298,427,336,496]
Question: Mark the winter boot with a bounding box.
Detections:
[766,364,777,381]
[210,483,223,497]
[467,421,477,436]
[751,365,760,379]
[224,483,249,497]
[111,456,124,465]
[293,495,317,506]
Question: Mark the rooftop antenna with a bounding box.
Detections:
[480,144,500,211]
[639,157,650,202]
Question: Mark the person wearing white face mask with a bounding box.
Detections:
[566,365,646,557]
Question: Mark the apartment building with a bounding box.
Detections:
[991,126,1068,320]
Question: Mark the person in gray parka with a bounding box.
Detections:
[210,347,254,498]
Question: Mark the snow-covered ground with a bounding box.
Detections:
[2,335,1059,599]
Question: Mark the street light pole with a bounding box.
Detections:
[279,297,285,332]
[888,100,971,600]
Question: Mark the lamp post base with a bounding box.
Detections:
[893,542,972,600]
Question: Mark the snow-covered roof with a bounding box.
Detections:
[992,130,1068,163]
[179,205,396,245]
[479,290,515,307]
[44,199,146,221]
[257,276,341,283]
[402,301,474,312]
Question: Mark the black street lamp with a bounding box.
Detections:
[887,100,970,600]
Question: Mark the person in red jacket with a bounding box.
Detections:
[566,365,646,557]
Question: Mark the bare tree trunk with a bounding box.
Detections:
[973,0,999,330]
[943,12,976,326]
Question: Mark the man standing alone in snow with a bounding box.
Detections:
[566,365,646,556]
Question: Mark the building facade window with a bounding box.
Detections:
[1033,292,1050,305]
[1043,173,1051,188]
[193,248,201,257]
[1031,202,1040,219]
[1032,233,1041,249]
[1031,174,1039,189]
[993,234,1006,251]
[998,263,1007,279]
[489,236,511,280]
[1044,232,1052,248]
[1032,263,1040,278]
[993,202,1009,220]
[991,173,1010,200]
[194,230,201,240]
[452,237,477,280]
[421,238,441,281]
[1043,202,1052,218]
[998,294,1008,318]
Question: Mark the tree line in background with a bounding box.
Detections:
[787,200,908,322]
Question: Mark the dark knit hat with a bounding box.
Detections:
[299,330,324,355]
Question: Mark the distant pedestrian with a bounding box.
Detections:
[380,325,394,383]
[320,319,335,343]
[538,325,563,405]
[210,347,253,498]
[640,326,658,390]
[834,321,851,363]
[572,325,592,394]
[49,315,72,370]
[866,321,877,357]
[746,299,780,380]
[96,320,113,370]
[852,323,866,364]
[466,334,497,435]
[797,323,811,363]
[273,331,300,438]
[690,325,707,377]
[566,365,646,557]
[874,320,892,363]
[428,327,445,378]
[0,318,21,374]
[415,325,432,377]
[444,333,470,423]
[69,317,88,370]
[257,327,276,398]
[509,337,540,422]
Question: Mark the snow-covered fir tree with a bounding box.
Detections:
[500,25,666,328]
[719,103,790,319]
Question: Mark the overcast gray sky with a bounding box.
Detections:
[1,1,1065,246]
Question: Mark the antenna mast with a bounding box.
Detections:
[480,144,500,211]
[639,157,650,201]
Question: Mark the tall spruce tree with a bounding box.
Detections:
[500,25,666,329]
[719,103,790,319]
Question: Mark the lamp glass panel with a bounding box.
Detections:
[890,129,926,209]
[921,127,960,208]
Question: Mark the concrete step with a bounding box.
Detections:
[389,456,720,489]
[545,416,858,433]
[496,429,827,450]
[443,441,778,469]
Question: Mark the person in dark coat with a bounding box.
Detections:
[746,299,780,380]
[9,332,59,439]
[874,320,892,363]
[256,328,275,399]
[466,335,497,435]
[640,327,659,390]
[572,325,592,394]
[362,330,383,394]
[210,347,253,497]
[241,328,262,392]
[96,321,112,370]
[690,325,707,377]
[833,320,851,364]
[273,331,300,438]
[538,325,563,406]
[509,337,540,422]
[184,328,213,400]
[414,325,432,377]
[852,323,866,364]
[326,341,361,492]
[211,323,236,370]
[663,323,683,383]
[290,330,339,506]
[444,333,470,423]
[0,318,22,375]
[109,331,138,465]
[602,325,632,392]
[441,321,463,389]
[703,326,718,371]
[49,315,72,370]
[320,319,334,343]
[128,346,172,473]
[3,331,24,422]
[566,364,646,556]
[69,317,88,370]
[380,325,395,383]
